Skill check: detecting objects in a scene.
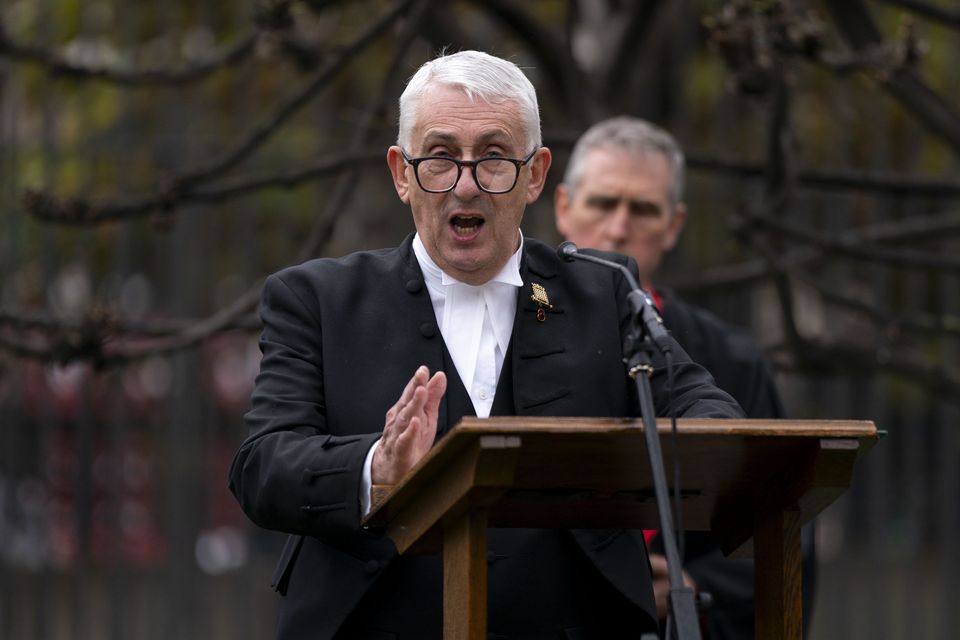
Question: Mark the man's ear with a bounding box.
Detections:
[662,203,688,252]
[386,146,411,204]
[554,183,571,237]
[525,147,553,205]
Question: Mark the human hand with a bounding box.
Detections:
[371,365,447,485]
[649,552,698,621]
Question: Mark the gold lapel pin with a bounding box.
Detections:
[531,283,551,322]
[530,283,552,308]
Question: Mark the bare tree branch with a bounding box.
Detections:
[21,151,386,223]
[795,270,960,341]
[294,0,431,263]
[770,336,960,405]
[184,151,386,205]
[21,0,418,225]
[748,211,960,273]
[0,25,259,85]
[0,308,115,367]
[687,152,960,197]
[672,210,960,292]
[757,66,804,352]
[466,0,591,125]
[824,0,960,157]
[0,283,263,367]
[545,129,960,197]
[874,0,960,29]
[599,1,666,108]
[815,43,906,76]
[170,0,416,190]
[0,0,432,368]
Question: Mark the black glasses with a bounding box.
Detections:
[401,149,537,194]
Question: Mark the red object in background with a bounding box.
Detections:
[203,334,260,416]
[45,431,167,570]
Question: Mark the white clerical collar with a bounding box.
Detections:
[412,231,523,411]
[412,231,524,289]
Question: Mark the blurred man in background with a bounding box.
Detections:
[555,116,812,639]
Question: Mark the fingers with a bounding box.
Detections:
[648,553,668,577]
[396,386,429,433]
[388,365,429,423]
[385,367,429,432]
[647,553,696,621]
[425,371,447,413]
[374,366,444,485]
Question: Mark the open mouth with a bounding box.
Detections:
[450,215,484,238]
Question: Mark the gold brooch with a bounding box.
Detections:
[530,283,552,308]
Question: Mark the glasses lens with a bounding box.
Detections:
[476,159,517,193]
[417,158,459,191]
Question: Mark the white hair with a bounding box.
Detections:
[563,116,686,209]
[397,50,541,154]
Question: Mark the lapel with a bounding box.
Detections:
[510,241,573,415]
[394,235,449,431]
[510,241,655,619]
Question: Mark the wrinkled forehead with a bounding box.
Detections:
[410,84,528,149]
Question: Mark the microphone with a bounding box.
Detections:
[557,241,672,355]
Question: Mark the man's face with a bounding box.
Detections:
[387,85,551,285]
[554,147,686,287]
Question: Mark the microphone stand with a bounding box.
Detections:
[558,243,700,640]
[624,321,701,640]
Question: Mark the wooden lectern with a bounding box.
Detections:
[363,417,879,640]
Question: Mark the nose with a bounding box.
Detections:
[452,162,481,198]
[604,203,630,244]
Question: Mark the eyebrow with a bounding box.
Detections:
[586,194,663,213]
[420,129,515,150]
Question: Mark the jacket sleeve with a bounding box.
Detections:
[611,255,745,420]
[228,271,378,543]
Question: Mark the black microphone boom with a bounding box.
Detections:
[557,242,672,355]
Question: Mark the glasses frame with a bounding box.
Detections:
[401,148,538,194]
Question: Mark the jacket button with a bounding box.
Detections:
[364,559,380,575]
[420,323,437,338]
[406,279,423,293]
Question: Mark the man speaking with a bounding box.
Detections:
[229,50,743,639]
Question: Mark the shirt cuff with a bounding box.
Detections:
[359,438,380,517]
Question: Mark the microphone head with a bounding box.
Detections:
[557,241,579,262]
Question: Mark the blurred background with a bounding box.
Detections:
[1,1,958,638]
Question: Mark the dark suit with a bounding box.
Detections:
[229,235,743,639]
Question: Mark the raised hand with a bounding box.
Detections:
[371,365,447,485]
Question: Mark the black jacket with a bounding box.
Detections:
[229,235,744,639]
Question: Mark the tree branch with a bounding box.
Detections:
[823,0,960,157]
[671,210,960,292]
[545,129,960,197]
[874,0,960,29]
[0,0,431,368]
[466,0,590,125]
[687,152,960,197]
[0,25,258,85]
[748,211,960,273]
[294,0,430,263]
[0,283,263,367]
[21,0,417,225]
[770,336,960,405]
[795,270,960,341]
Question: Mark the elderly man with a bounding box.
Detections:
[555,117,805,639]
[230,52,742,640]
